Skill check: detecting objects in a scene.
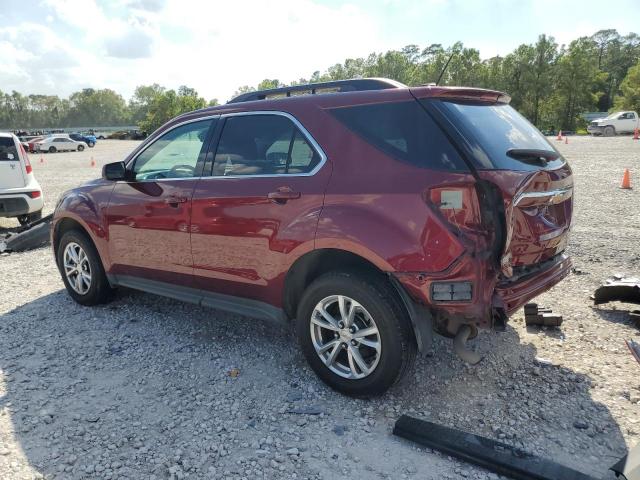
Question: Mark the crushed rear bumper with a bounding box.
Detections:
[393,252,571,335]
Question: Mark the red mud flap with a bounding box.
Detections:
[393,415,598,480]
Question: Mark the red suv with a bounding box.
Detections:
[52,79,573,396]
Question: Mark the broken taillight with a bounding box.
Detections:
[428,186,482,233]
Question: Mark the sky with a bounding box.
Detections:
[0,0,639,103]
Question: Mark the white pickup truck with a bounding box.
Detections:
[587,111,640,136]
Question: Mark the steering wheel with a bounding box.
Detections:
[168,164,196,178]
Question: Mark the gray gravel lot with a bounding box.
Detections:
[1,137,639,479]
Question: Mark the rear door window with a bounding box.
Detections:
[329,101,468,171]
[431,100,565,171]
[212,114,321,176]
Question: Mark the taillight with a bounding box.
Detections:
[19,144,33,174]
[26,191,41,198]
[428,186,482,232]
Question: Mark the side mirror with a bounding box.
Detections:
[102,161,128,181]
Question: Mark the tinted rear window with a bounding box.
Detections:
[433,101,565,171]
[329,101,468,171]
[0,137,18,161]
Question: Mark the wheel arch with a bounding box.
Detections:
[283,248,430,351]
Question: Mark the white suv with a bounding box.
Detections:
[36,135,88,153]
[0,133,44,225]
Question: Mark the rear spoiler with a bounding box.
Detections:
[410,86,511,105]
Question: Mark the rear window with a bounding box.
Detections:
[433,101,565,171]
[0,137,18,161]
[329,101,468,171]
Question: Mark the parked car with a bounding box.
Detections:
[70,133,97,147]
[27,136,45,153]
[36,136,88,153]
[0,133,44,225]
[587,111,640,136]
[52,78,574,396]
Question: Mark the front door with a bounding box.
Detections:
[105,118,216,286]
[191,112,330,305]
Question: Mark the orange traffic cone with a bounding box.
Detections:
[565,136,568,144]
[39,155,44,164]
[621,168,631,189]
[556,130,563,141]
[634,128,639,140]
[90,157,96,167]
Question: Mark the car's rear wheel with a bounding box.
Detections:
[604,126,615,137]
[296,271,416,397]
[48,146,56,153]
[17,209,42,226]
[88,142,95,147]
[77,145,85,151]
[57,230,113,305]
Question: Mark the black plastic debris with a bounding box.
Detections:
[393,415,598,480]
[0,214,52,253]
[593,276,640,306]
[611,440,640,480]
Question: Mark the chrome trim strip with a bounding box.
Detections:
[514,185,573,206]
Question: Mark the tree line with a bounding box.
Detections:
[2,29,639,134]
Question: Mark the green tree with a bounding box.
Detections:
[138,85,207,134]
[614,60,640,113]
[129,84,166,124]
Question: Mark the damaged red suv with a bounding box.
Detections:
[52,78,573,396]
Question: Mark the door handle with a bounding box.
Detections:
[164,195,188,206]
[268,188,301,203]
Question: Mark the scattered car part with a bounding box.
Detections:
[593,276,640,306]
[524,303,563,327]
[629,311,640,328]
[626,339,640,366]
[0,213,52,253]
[393,415,599,480]
[453,325,482,364]
[611,441,640,480]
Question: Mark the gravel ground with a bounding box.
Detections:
[1,137,639,480]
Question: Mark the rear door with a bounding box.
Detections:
[190,112,330,305]
[0,136,25,189]
[425,99,573,276]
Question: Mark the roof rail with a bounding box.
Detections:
[227,78,406,104]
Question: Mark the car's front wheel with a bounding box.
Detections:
[296,271,416,397]
[88,142,95,147]
[57,230,114,305]
[48,146,56,153]
[604,126,616,137]
[77,145,85,151]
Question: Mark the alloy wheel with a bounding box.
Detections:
[63,242,92,295]
[310,295,381,379]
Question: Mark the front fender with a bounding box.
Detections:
[53,181,115,269]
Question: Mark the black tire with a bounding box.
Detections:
[48,146,56,153]
[56,230,114,306]
[604,126,615,137]
[17,209,42,226]
[296,271,416,397]
[77,145,85,151]
[88,142,95,148]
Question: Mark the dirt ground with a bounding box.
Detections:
[0,137,639,479]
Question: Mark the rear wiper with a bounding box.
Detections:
[506,148,559,166]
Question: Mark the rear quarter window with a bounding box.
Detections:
[329,101,468,171]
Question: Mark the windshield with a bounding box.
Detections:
[433,101,566,171]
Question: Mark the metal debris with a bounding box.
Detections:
[524,303,563,327]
